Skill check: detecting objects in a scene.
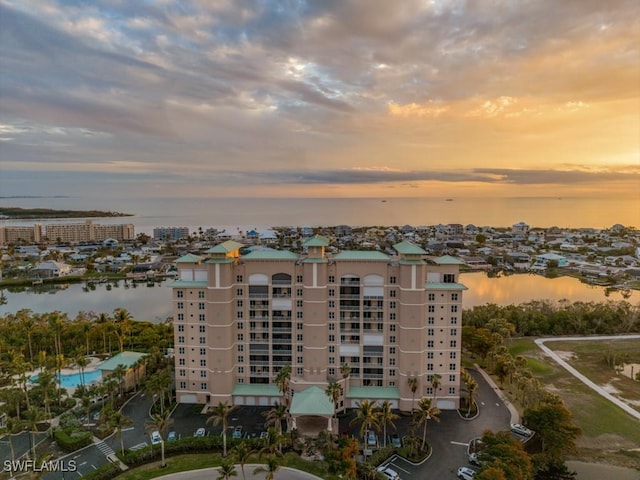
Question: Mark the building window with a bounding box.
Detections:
[177,302,184,310]
[236,288,243,296]
[237,322,243,329]
[427,352,434,359]
[236,275,243,282]
[390,290,396,297]
[237,333,243,341]
[297,275,303,283]
[197,302,204,310]
[296,289,303,296]
[329,300,335,308]
[427,363,433,371]
[297,357,304,364]
[297,334,303,341]
[329,334,335,342]
[297,367,304,375]
[178,347,185,354]
[179,358,185,366]
[178,336,185,344]
[200,370,207,377]
[178,325,184,332]
[178,369,185,377]
[390,276,396,284]
[329,312,335,319]
[389,301,396,309]
[450,340,457,348]
[177,291,184,298]
[297,323,303,330]
[389,313,396,321]
[449,363,456,370]
[427,328,434,336]
[237,345,244,352]
[238,378,244,384]
[296,311,303,319]
[451,293,458,301]
[237,300,243,307]
[200,383,207,390]
[390,369,396,376]
[297,300,303,307]
[199,325,206,333]
[389,324,396,332]
[297,345,303,352]
[449,374,456,382]
[390,335,396,343]
[236,311,243,319]
[177,313,184,321]
[450,352,456,359]
[329,323,335,330]
[199,314,205,322]
[179,381,186,389]
[449,387,455,395]
[200,348,206,355]
[329,289,335,297]
[199,337,206,344]
[450,317,457,324]
[427,340,434,348]
[390,358,395,366]
[328,368,335,376]
[238,367,244,373]
[451,328,458,336]
[237,355,244,363]
[426,387,433,396]
[198,291,205,299]
[443,274,455,283]
[428,293,435,301]
[329,357,335,364]
[329,276,335,283]
[428,317,435,325]
[451,305,458,313]
[428,305,435,313]
[389,347,396,354]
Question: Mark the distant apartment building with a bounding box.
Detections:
[0,221,134,246]
[171,236,467,416]
[153,227,190,241]
[511,221,530,237]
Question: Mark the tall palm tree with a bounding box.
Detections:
[412,397,440,451]
[262,401,287,436]
[340,362,351,382]
[24,406,44,460]
[112,308,132,352]
[430,373,442,403]
[112,364,128,399]
[17,310,35,364]
[110,411,133,455]
[349,400,380,448]
[76,353,88,389]
[259,427,284,457]
[232,442,253,480]
[274,365,291,406]
[377,400,399,448]
[34,368,55,419]
[217,458,237,480]
[253,455,281,480]
[54,353,66,406]
[407,376,418,412]
[207,402,237,457]
[145,410,174,467]
[95,313,110,354]
[325,381,342,419]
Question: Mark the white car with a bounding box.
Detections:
[150,430,162,445]
[194,427,206,437]
[510,423,533,437]
[367,430,377,446]
[457,466,476,480]
[377,466,400,480]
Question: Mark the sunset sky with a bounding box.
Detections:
[0,0,638,200]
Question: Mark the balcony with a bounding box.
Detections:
[340,279,360,285]
[339,305,360,311]
[362,372,384,379]
[339,294,360,300]
[249,293,269,299]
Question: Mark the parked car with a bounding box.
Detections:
[468,452,481,466]
[194,427,206,437]
[367,430,377,446]
[167,431,177,442]
[259,431,269,439]
[389,433,401,448]
[510,423,533,437]
[232,426,243,439]
[457,466,476,480]
[150,430,162,445]
[377,466,400,480]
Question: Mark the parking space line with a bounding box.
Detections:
[450,441,468,446]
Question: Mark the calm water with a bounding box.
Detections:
[30,369,102,388]
[0,273,634,322]
[1,195,638,234]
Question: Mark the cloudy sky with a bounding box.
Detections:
[0,0,638,200]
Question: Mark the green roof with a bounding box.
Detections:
[206,240,244,254]
[289,386,335,416]
[175,253,204,263]
[99,351,147,371]
[302,258,328,264]
[169,281,208,287]
[433,255,465,265]
[204,258,235,264]
[243,248,299,260]
[333,251,389,261]
[393,241,426,255]
[346,386,400,400]
[425,282,468,290]
[303,235,329,247]
[232,384,281,396]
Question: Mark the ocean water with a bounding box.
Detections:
[1,195,638,234]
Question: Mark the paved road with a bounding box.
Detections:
[535,335,640,420]
[155,465,323,480]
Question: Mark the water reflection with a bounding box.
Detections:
[0,272,634,323]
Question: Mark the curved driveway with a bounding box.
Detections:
[155,465,323,480]
[535,335,640,420]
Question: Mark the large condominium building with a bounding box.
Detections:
[0,220,134,246]
[171,235,466,422]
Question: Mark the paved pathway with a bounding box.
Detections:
[155,465,323,480]
[474,363,520,424]
[535,335,640,420]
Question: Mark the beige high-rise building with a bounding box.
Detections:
[171,235,466,419]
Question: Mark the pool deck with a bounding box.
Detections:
[22,356,105,395]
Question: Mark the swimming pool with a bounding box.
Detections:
[30,369,102,388]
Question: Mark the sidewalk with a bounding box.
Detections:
[473,363,519,424]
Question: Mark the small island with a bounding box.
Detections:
[0,207,133,219]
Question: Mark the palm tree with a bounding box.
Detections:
[17,310,35,363]
[34,368,55,419]
[407,376,418,412]
[207,402,237,457]
[76,353,88,389]
[349,400,380,448]
[145,410,174,467]
[253,455,281,480]
[232,442,253,480]
[24,406,44,460]
[259,427,284,457]
[430,373,442,403]
[1,416,17,461]
[262,401,287,436]
[340,362,351,382]
[217,458,237,480]
[274,365,291,406]
[377,400,399,448]
[54,353,66,406]
[466,378,478,417]
[112,308,132,352]
[110,411,133,455]
[95,313,110,354]
[412,397,440,451]
[325,381,342,419]
[112,364,127,399]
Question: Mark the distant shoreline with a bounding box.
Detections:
[0,207,133,219]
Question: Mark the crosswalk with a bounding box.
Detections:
[95,441,116,457]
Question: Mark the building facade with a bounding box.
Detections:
[171,236,466,413]
[0,221,134,245]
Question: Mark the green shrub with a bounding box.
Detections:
[54,428,92,452]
